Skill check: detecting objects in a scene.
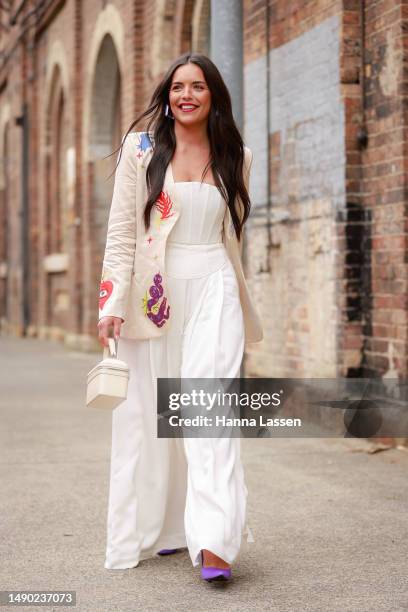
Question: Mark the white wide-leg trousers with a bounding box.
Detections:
[104,243,248,569]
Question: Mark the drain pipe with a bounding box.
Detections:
[16,103,30,334]
[357,0,368,148]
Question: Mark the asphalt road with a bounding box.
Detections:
[0,336,407,612]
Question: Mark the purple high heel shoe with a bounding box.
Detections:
[200,550,232,582]
[157,548,178,555]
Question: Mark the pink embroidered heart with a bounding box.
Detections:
[99,280,113,310]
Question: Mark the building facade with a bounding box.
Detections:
[1,0,407,387]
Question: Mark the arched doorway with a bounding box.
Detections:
[180,0,211,55]
[87,33,122,327]
[0,123,10,332]
[191,0,210,55]
[44,65,70,338]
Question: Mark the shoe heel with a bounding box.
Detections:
[200,550,232,582]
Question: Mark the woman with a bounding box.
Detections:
[98,52,263,582]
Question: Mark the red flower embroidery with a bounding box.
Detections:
[99,280,113,310]
[155,191,175,220]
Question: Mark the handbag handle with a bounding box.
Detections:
[103,336,118,360]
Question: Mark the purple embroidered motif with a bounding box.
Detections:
[142,272,170,327]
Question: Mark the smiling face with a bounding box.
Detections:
[168,62,212,126]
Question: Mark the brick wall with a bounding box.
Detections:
[243,0,408,388]
[357,0,408,377]
[244,1,344,377]
[0,0,147,346]
[0,0,217,346]
[1,0,408,397]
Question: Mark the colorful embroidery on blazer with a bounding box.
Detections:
[99,280,113,310]
[137,132,153,153]
[141,272,170,328]
[154,191,175,227]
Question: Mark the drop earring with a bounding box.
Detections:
[165,104,174,120]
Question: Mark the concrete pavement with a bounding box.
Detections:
[0,336,407,612]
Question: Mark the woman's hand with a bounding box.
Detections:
[97,316,124,348]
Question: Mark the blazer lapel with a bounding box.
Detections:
[162,158,181,219]
[141,144,235,249]
[141,149,181,238]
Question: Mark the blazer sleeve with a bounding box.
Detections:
[239,146,253,257]
[243,146,253,200]
[98,132,137,323]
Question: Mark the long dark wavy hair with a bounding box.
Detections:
[107,52,251,242]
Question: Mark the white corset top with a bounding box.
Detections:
[167,182,226,245]
[165,182,229,279]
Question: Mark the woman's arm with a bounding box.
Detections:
[98,132,138,324]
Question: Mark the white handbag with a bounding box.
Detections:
[86,337,130,410]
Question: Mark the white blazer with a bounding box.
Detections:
[98,131,263,344]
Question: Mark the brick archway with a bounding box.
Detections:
[43,65,70,335]
[45,66,68,255]
[150,0,210,82]
[89,35,122,163]
[0,103,11,191]
[191,0,210,55]
[179,0,195,53]
[86,30,122,333]
[83,3,125,161]
[0,120,10,331]
[81,3,125,335]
